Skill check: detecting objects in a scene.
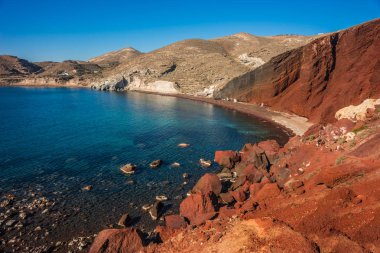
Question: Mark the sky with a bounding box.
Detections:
[0,0,379,62]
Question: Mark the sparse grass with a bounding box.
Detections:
[306,134,315,141]
[349,140,356,148]
[336,137,345,145]
[335,156,347,165]
[352,125,368,134]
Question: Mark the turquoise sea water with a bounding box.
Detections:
[0,87,288,248]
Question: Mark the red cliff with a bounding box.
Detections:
[217,18,380,123]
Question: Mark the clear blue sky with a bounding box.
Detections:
[0,0,379,62]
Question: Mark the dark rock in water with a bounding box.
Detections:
[120,163,137,174]
[199,158,212,168]
[5,219,16,227]
[150,159,162,168]
[155,195,168,201]
[142,204,153,211]
[117,213,130,227]
[82,185,93,191]
[149,201,163,220]
[126,179,135,185]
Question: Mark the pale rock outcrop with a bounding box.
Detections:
[238,53,265,68]
[335,98,380,122]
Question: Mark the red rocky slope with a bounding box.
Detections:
[216,18,380,123]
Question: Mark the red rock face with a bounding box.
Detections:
[192,173,222,196]
[89,229,144,253]
[179,192,218,226]
[214,150,240,168]
[218,18,380,123]
[164,215,187,229]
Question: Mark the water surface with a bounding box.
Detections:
[0,87,288,250]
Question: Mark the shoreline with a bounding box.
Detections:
[132,91,313,136]
[2,83,313,136]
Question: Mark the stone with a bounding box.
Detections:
[150,159,162,168]
[241,164,263,183]
[255,183,281,201]
[149,201,163,220]
[120,163,136,174]
[179,192,218,226]
[155,195,168,201]
[82,185,93,191]
[231,189,247,203]
[19,212,27,220]
[240,144,270,171]
[171,162,181,167]
[199,159,212,168]
[257,140,280,164]
[5,219,16,227]
[182,173,189,179]
[214,150,240,169]
[89,228,144,253]
[142,204,152,211]
[164,215,187,229]
[192,173,222,196]
[178,143,190,148]
[284,179,304,192]
[219,192,234,204]
[117,213,130,227]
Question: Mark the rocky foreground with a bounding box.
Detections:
[88,101,380,252]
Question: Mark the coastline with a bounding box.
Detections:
[132,91,313,136]
[1,83,313,136]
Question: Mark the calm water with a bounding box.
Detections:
[0,87,288,250]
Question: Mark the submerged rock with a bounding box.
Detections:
[82,185,93,191]
[120,163,137,174]
[199,159,212,168]
[142,204,153,211]
[156,195,168,201]
[117,213,130,227]
[149,201,163,220]
[149,159,162,169]
[171,162,181,167]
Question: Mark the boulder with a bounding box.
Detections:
[249,183,262,196]
[218,205,238,218]
[241,164,263,183]
[240,144,270,171]
[255,183,281,201]
[179,192,218,226]
[164,215,187,229]
[258,140,280,164]
[284,179,304,192]
[219,192,234,204]
[214,150,240,168]
[150,159,162,169]
[230,175,247,191]
[149,201,163,220]
[178,143,190,148]
[89,228,144,253]
[199,159,212,168]
[120,163,136,174]
[231,189,247,203]
[117,213,130,227]
[192,173,222,196]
